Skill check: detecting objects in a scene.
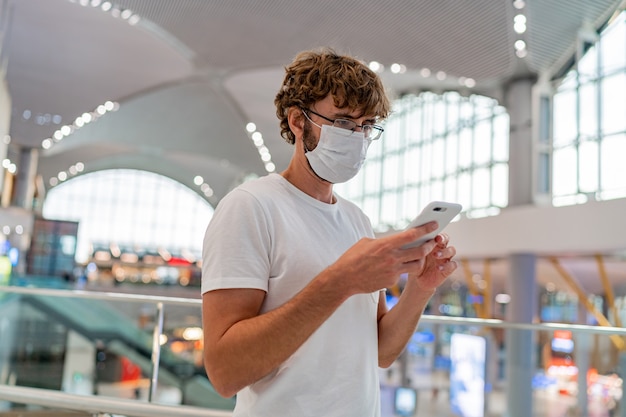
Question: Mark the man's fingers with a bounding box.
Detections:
[434,245,456,260]
[435,233,449,246]
[438,260,458,274]
[384,221,438,247]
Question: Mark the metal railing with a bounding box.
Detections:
[0,385,232,417]
[3,285,626,417]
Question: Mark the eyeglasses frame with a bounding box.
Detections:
[301,107,384,140]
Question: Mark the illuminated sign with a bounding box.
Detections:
[450,333,486,417]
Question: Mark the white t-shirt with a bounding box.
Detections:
[202,173,381,417]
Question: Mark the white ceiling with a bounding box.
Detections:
[3,0,626,299]
[5,0,622,202]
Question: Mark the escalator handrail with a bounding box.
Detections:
[0,285,202,306]
[0,384,232,417]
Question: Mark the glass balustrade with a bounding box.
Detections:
[1,284,625,417]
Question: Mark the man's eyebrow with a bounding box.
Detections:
[331,110,357,119]
[332,110,376,122]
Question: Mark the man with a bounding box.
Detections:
[201,47,457,416]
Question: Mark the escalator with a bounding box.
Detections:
[0,292,234,410]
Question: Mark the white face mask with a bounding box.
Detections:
[305,124,371,184]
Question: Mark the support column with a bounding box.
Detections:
[505,253,537,417]
[13,147,38,209]
[504,77,535,207]
[575,332,592,417]
[0,73,10,196]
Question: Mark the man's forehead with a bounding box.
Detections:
[324,101,371,119]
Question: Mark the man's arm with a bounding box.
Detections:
[202,271,348,398]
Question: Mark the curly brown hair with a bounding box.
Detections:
[274,47,391,144]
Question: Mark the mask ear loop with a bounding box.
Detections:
[301,109,323,129]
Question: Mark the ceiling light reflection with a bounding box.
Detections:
[368,61,382,72]
[245,122,276,173]
[42,100,119,152]
[390,63,407,74]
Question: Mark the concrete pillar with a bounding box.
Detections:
[0,63,11,195]
[505,253,537,417]
[13,147,38,209]
[504,77,535,207]
[575,332,592,417]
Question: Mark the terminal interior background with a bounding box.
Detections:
[1,0,626,416]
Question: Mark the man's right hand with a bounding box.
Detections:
[325,221,440,297]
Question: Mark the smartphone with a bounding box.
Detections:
[402,201,462,249]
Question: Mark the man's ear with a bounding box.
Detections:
[287,107,304,141]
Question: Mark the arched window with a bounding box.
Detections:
[552,11,626,205]
[42,169,214,263]
[335,91,509,231]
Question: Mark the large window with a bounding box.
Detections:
[42,169,214,263]
[552,11,626,205]
[335,91,509,231]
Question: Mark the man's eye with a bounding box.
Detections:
[335,119,355,129]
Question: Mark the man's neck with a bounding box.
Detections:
[280,158,334,205]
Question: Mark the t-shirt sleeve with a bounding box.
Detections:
[201,188,271,294]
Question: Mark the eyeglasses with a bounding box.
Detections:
[302,108,384,141]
